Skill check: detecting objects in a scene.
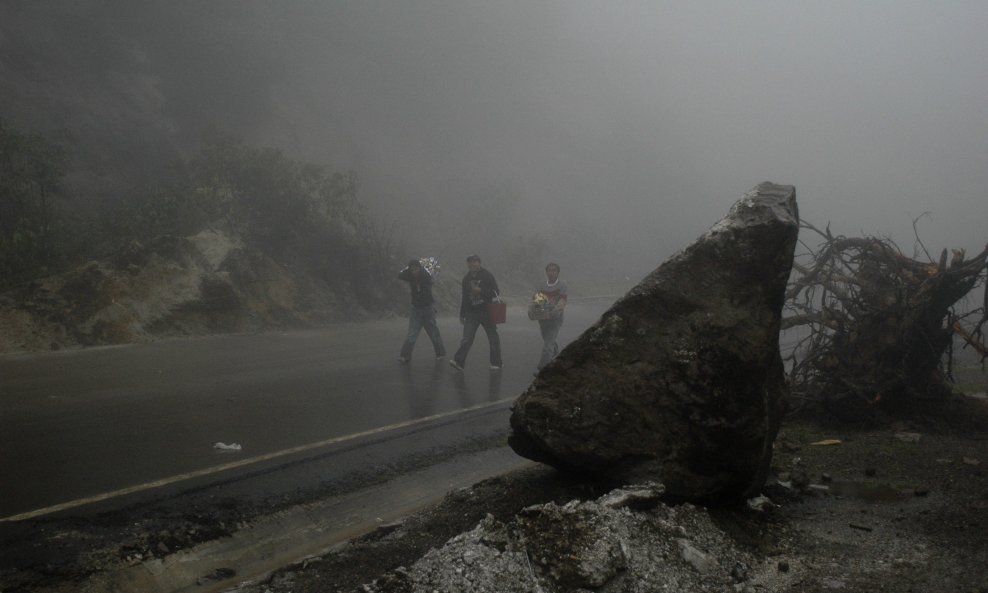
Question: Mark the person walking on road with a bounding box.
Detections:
[534,262,568,371]
[449,255,503,371]
[397,259,446,363]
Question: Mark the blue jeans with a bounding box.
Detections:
[400,306,445,359]
[538,315,563,369]
[453,310,502,368]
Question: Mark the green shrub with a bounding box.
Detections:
[172,138,401,310]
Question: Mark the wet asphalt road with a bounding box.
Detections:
[0,301,610,520]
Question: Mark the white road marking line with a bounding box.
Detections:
[0,399,512,523]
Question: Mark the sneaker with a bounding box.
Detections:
[397,357,409,364]
[448,359,464,371]
[489,364,502,371]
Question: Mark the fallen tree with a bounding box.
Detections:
[783,220,987,423]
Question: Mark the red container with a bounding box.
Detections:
[487,301,507,324]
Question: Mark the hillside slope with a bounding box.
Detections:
[0,229,368,354]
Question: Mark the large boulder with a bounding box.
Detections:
[509,182,798,501]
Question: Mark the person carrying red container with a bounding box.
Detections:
[449,254,503,371]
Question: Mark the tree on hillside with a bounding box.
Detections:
[173,138,401,311]
[0,120,67,288]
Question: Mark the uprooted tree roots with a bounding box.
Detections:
[783,221,988,424]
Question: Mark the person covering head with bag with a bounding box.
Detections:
[397,259,446,363]
[449,255,503,371]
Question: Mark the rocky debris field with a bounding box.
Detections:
[222,392,988,593]
[2,394,986,593]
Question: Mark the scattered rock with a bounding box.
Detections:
[597,482,665,510]
[790,458,811,491]
[895,432,922,443]
[677,539,718,575]
[746,495,775,512]
[197,567,236,585]
[731,560,751,583]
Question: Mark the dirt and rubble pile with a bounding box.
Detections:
[361,483,786,593]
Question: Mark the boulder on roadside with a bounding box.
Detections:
[509,182,799,501]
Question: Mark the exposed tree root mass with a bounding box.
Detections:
[784,220,987,424]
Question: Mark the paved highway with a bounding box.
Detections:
[0,301,611,521]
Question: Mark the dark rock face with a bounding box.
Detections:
[509,183,798,501]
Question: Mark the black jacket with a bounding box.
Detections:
[459,268,499,318]
[398,267,435,307]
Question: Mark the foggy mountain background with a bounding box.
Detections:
[2,1,986,291]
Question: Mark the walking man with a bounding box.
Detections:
[450,255,503,371]
[535,262,568,370]
[397,259,445,363]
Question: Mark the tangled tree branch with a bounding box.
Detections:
[784,219,987,424]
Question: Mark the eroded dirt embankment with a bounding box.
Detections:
[0,229,360,354]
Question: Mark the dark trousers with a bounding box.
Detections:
[453,310,502,368]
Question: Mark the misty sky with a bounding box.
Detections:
[232,1,986,279]
[5,1,986,284]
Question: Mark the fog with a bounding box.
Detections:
[247,1,987,281]
[5,1,987,286]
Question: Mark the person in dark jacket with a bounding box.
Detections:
[397,259,445,363]
[449,254,502,371]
